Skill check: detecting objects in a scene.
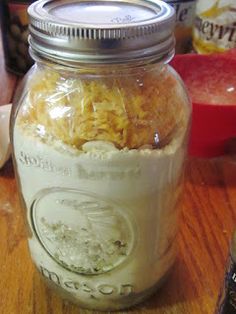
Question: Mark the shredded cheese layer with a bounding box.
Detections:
[19,67,186,149]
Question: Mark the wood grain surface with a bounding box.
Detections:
[1,34,236,314]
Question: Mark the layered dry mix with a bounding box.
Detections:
[19,66,186,149]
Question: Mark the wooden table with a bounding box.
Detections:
[1,40,236,314]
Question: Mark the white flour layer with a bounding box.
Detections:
[14,124,185,308]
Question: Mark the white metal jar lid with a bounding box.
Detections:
[28,0,176,64]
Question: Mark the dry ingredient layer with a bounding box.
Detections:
[19,66,187,150]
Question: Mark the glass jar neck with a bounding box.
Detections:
[29,47,173,75]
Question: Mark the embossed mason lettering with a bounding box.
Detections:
[64,281,80,290]
[40,266,60,285]
[120,284,133,295]
[98,284,116,295]
[40,266,134,296]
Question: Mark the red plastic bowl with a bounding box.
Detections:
[171,50,236,157]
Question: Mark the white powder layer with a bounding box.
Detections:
[14,124,185,309]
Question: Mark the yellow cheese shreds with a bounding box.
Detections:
[200,1,229,19]
[19,67,186,149]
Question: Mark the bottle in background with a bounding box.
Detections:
[0,1,35,75]
[193,0,236,54]
[164,0,197,54]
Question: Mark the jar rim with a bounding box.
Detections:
[28,0,176,64]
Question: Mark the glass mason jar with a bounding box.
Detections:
[11,0,191,311]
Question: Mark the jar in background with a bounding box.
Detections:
[216,231,236,313]
[165,0,197,53]
[0,0,35,75]
[193,0,236,54]
[11,0,191,310]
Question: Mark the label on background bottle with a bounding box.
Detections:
[8,2,29,26]
[217,254,236,313]
[166,0,196,26]
[193,0,236,54]
[165,0,196,53]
